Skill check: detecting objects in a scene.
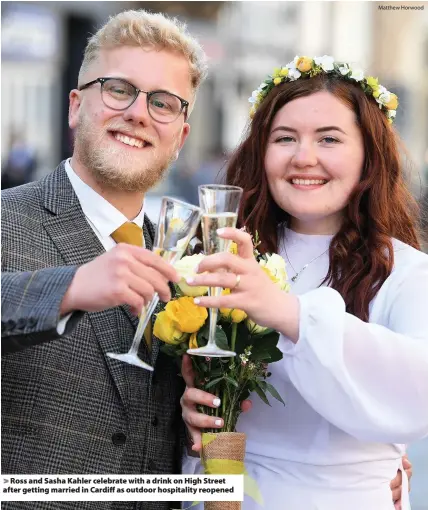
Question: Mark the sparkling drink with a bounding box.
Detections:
[201,212,238,255]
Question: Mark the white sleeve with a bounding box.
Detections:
[282,259,428,444]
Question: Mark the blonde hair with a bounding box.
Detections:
[78,9,208,95]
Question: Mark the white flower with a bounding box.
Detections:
[287,67,301,81]
[378,90,391,106]
[314,55,335,72]
[388,109,397,118]
[350,68,364,82]
[174,254,208,297]
[248,89,259,104]
[338,64,350,76]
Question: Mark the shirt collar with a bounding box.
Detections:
[64,159,145,238]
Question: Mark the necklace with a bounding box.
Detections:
[285,245,329,283]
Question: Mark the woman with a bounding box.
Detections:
[181,56,427,509]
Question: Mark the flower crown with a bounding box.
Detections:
[249,55,398,124]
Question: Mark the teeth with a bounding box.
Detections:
[114,133,145,148]
[291,179,327,186]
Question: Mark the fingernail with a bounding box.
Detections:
[214,419,223,427]
[186,277,194,284]
[194,298,201,305]
[217,228,225,235]
[213,398,221,407]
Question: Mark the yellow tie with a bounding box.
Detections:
[111,222,151,350]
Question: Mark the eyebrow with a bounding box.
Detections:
[271,125,347,135]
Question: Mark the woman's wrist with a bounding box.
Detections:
[272,291,300,343]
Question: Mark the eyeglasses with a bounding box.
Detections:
[78,77,189,124]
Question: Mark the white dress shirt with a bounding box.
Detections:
[57,159,146,332]
[183,226,428,510]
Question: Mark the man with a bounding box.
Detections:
[1,9,207,510]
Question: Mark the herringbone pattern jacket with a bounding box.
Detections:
[1,162,185,510]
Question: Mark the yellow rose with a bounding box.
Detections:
[259,254,290,291]
[153,311,188,345]
[189,332,198,350]
[229,242,238,255]
[384,93,398,110]
[273,77,282,86]
[174,254,208,297]
[279,67,289,77]
[220,289,247,323]
[165,296,208,333]
[296,57,313,73]
[246,318,268,335]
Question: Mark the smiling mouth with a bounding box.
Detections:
[110,131,152,149]
[290,178,328,186]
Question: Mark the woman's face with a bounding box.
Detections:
[264,90,365,234]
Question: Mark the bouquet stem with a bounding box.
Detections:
[202,432,246,510]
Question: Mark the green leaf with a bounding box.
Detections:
[204,377,224,390]
[160,344,180,358]
[215,327,230,351]
[265,382,286,406]
[225,376,239,388]
[268,347,283,363]
[251,350,272,362]
[253,385,271,406]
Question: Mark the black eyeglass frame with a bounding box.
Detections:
[78,77,190,123]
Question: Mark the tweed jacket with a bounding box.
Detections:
[1,162,185,510]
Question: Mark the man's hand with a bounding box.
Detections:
[391,454,412,510]
[60,243,180,316]
[181,354,252,453]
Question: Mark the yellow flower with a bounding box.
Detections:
[220,289,247,323]
[250,106,257,118]
[189,332,198,349]
[296,57,313,73]
[366,76,379,91]
[175,254,208,297]
[165,296,208,333]
[259,254,289,291]
[153,311,188,345]
[229,242,238,255]
[273,77,282,86]
[272,67,282,78]
[384,93,398,110]
[246,318,268,335]
[279,67,289,77]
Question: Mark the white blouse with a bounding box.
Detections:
[183,227,428,510]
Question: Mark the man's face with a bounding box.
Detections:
[69,46,192,192]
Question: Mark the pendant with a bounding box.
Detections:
[291,274,299,283]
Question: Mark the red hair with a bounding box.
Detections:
[226,74,421,321]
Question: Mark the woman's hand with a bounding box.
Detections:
[181,354,252,453]
[187,228,300,342]
[391,454,412,509]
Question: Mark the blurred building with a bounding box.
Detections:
[2,1,428,192]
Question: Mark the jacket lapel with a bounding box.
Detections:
[41,162,130,409]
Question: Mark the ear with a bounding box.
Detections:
[69,89,82,130]
[178,122,191,151]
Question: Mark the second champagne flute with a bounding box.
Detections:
[187,184,243,358]
[107,197,202,371]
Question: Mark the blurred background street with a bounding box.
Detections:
[1,2,428,507]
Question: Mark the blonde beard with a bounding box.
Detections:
[74,115,179,193]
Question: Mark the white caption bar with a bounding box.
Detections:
[1,475,244,502]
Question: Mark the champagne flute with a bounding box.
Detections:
[187,184,243,358]
[107,197,202,371]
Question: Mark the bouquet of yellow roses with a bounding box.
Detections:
[153,237,290,509]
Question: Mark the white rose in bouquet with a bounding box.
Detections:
[174,254,208,297]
